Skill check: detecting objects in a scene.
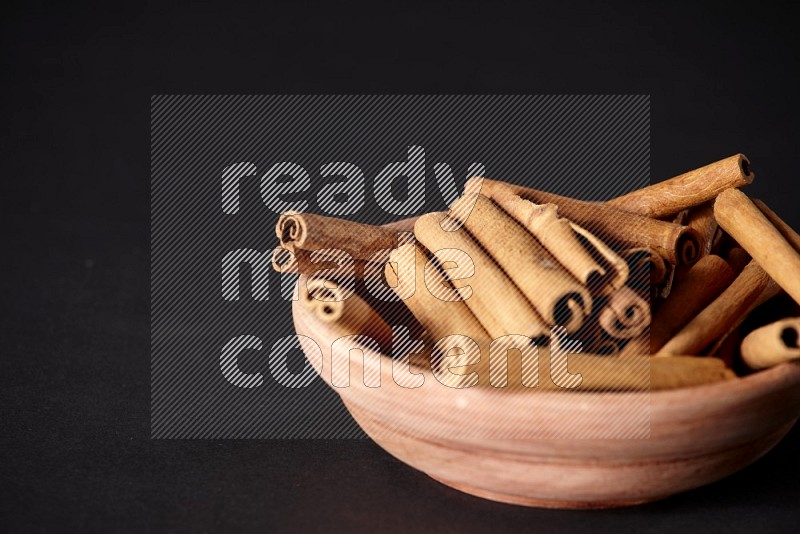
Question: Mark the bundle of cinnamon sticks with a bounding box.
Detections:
[276,153,800,391]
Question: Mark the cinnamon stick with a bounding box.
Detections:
[569,222,630,296]
[455,342,733,390]
[473,191,607,287]
[685,203,718,257]
[542,351,734,391]
[598,286,650,340]
[656,260,777,356]
[272,246,373,276]
[740,317,800,370]
[413,212,549,339]
[449,194,592,331]
[277,211,403,261]
[469,178,702,266]
[714,189,800,305]
[622,247,668,286]
[650,255,735,352]
[385,243,490,344]
[607,154,753,218]
[300,276,393,348]
[479,185,630,296]
[753,199,800,252]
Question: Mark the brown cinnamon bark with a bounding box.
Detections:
[623,247,668,286]
[567,223,631,296]
[437,342,735,392]
[656,260,777,356]
[685,203,718,257]
[277,211,405,260]
[714,189,800,306]
[458,342,733,390]
[607,154,753,218]
[413,212,549,339]
[300,276,393,348]
[448,194,592,331]
[385,243,490,344]
[598,286,650,340]
[650,255,735,352]
[469,178,702,266]
[753,199,800,252]
[477,193,606,284]
[272,246,374,276]
[740,317,800,369]
[483,187,631,297]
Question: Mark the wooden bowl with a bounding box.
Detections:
[293,299,800,509]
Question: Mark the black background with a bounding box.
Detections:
[2,1,799,531]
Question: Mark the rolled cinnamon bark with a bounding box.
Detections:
[649,357,735,389]
[685,203,718,257]
[467,179,628,295]
[385,243,490,344]
[714,189,800,305]
[272,246,374,276]
[618,335,650,357]
[623,247,668,286]
[385,243,489,388]
[448,194,592,331]
[568,223,630,295]
[469,178,702,266]
[753,199,800,252]
[277,211,403,261]
[741,317,800,370]
[557,353,734,390]
[707,275,782,357]
[726,246,751,275]
[485,344,732,390]
[474,191,606,286]
[607,154,753,218]
[598,286,650,340]
[435,338,732,390]
[300,276,393,349]
[656,260,777,356]
[413,212,549,339]
[650,255,735,352]
[272,246,299,273]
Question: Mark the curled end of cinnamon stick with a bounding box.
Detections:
[677,227,703,266]
[598,286,651,340]
[272,247,298,273]
[737,154,754,184]
[302,278,345,322]
[554,294,589,333]
[781,325,799,349]
[741,317,800,369]
[277,212,307,248]
[623,247,668,286]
